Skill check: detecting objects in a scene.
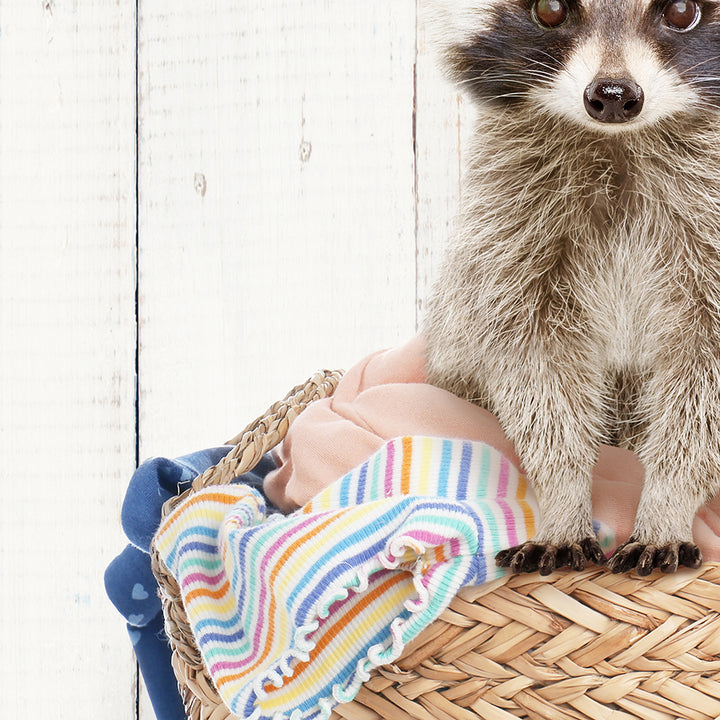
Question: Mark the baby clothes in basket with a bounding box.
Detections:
[154,435,558,720]
[105,446,279,720]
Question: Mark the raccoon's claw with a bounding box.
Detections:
[496,542,545,573]
[677,542,703,569]
[607,538,702,575]
[496,537,605,576]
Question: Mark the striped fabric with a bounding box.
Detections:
[154,436,539,720]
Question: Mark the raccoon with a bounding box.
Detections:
[422,0,720,575]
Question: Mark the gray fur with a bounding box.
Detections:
[423,2,720,574]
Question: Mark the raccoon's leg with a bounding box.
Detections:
[608,351,720,575]
[490,343,608,575]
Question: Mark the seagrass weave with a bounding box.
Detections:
[151,371,720,720]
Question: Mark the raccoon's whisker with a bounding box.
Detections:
[451,57,558,87]
[657,49,685,74]
[522,48,569,72]
[459,74,555,93]
[688,99,720,118]
[525,72,559,84]
[689,86,720,105]
[458,68,557,83]
[517,55,569,79]
[686,91,720,105]
[522,60,560,76]
[489,94,529,101]
[454,73,524,88]
[676,55,720,75]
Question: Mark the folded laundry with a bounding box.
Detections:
[155,435,557,720]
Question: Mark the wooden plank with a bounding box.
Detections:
[137,0,419,459]
[414,9,474,325]
[0,2,138,719]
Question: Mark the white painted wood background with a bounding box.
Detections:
[0,2,471,718]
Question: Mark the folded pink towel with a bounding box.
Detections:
[264,335,720,561]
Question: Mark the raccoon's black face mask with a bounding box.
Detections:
[436,0,720,130]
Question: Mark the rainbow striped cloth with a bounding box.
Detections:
[155,436,539,720]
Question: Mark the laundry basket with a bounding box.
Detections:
[150,370,720,720]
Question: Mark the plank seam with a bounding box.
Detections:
[134,1,141,717]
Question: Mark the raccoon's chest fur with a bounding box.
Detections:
[423,116,720,431]
[572,139,718,372]
[593,238,650,370]
[578,162,659,373]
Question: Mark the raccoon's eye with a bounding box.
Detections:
[663,0,701,32]
[532,0,568,28]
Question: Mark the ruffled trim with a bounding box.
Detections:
[236,530,475,720]
[154,436,540,720]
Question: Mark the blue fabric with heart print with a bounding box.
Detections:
[105,545,161,627]
[104,446,279,720]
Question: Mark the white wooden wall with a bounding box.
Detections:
[0,2,469,718]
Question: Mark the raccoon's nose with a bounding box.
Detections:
[583,78,644,123]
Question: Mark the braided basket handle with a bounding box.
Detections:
[159,369,343,519]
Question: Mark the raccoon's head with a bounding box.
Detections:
[424,0,720,132]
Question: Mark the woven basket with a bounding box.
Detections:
[151,371,720,720]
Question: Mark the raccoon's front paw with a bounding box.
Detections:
[607,538,702,575]
[495,537,605,576]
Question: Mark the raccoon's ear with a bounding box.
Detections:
[418,0,493,80]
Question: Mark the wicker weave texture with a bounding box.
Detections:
[329,565,720,720]
[151,371,720,720]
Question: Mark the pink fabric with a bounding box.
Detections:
[263,334,720,561]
